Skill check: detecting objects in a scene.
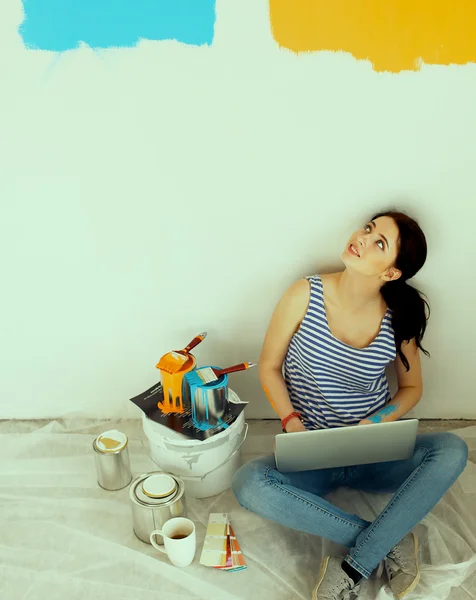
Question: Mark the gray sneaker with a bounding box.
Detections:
[384,532,421,599]
[312,556,361,600]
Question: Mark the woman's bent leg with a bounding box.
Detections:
[232,432,468,580]
[232,454,372,549]
[343,432,469,578]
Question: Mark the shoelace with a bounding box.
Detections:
[332,574,360,600]
[391,544,413,565]
[386,544,414,580]
[385,555,401,579]
[335,584,353,600]
[390,546,403,561]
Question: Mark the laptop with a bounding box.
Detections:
[274,419,419,472]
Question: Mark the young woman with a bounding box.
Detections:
[232,211,469,600]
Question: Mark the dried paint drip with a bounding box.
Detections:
[185,368,229,431]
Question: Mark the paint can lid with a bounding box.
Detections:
[95,430,128,453]
[142,474,177,499]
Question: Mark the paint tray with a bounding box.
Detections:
[129,382,248,441]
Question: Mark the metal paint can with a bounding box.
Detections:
[158,353,197,414]
[183,366,229,428]
[93,429,132,491]
[129,471,187,545]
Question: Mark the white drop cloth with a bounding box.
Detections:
[1,418,475,600]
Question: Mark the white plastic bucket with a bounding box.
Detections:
[141,389,248,499]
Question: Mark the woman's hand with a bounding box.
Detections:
[358,418,374,426]
[285,417,307,433]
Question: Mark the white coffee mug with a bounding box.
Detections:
[150,517,196,567]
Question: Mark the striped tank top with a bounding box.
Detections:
[283,274,396,429]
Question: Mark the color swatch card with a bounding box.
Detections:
[199,513,246,572]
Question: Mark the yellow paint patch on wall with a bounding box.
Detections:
[269,0,476,73]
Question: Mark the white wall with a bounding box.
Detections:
[1,0,475,419]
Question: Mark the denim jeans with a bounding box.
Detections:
[232,431,468,579]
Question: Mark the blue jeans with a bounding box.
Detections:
[232,431,468,579]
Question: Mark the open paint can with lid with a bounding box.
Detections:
[93,429,132,491]
[129,471,187,545]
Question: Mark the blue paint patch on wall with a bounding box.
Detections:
[19,0,216,51]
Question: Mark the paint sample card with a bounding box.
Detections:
[206,523,228,537]
[203,538,227,552]
[200,513,228,567]
[269,0,476,72]
[200,514,246,571]
[19,0,216,51]
[225,524,247,572]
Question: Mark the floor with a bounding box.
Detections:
[1,417,475,600]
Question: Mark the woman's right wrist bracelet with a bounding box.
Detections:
[281,411,303,431]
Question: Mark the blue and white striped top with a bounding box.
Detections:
[283,275,396,429]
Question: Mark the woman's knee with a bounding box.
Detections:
[444,432,469,469]
[429,431,469,470]
[232,455,275,509]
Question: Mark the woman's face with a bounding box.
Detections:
[341,216,401,280]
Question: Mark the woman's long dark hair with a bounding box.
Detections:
[370,210,430,371]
